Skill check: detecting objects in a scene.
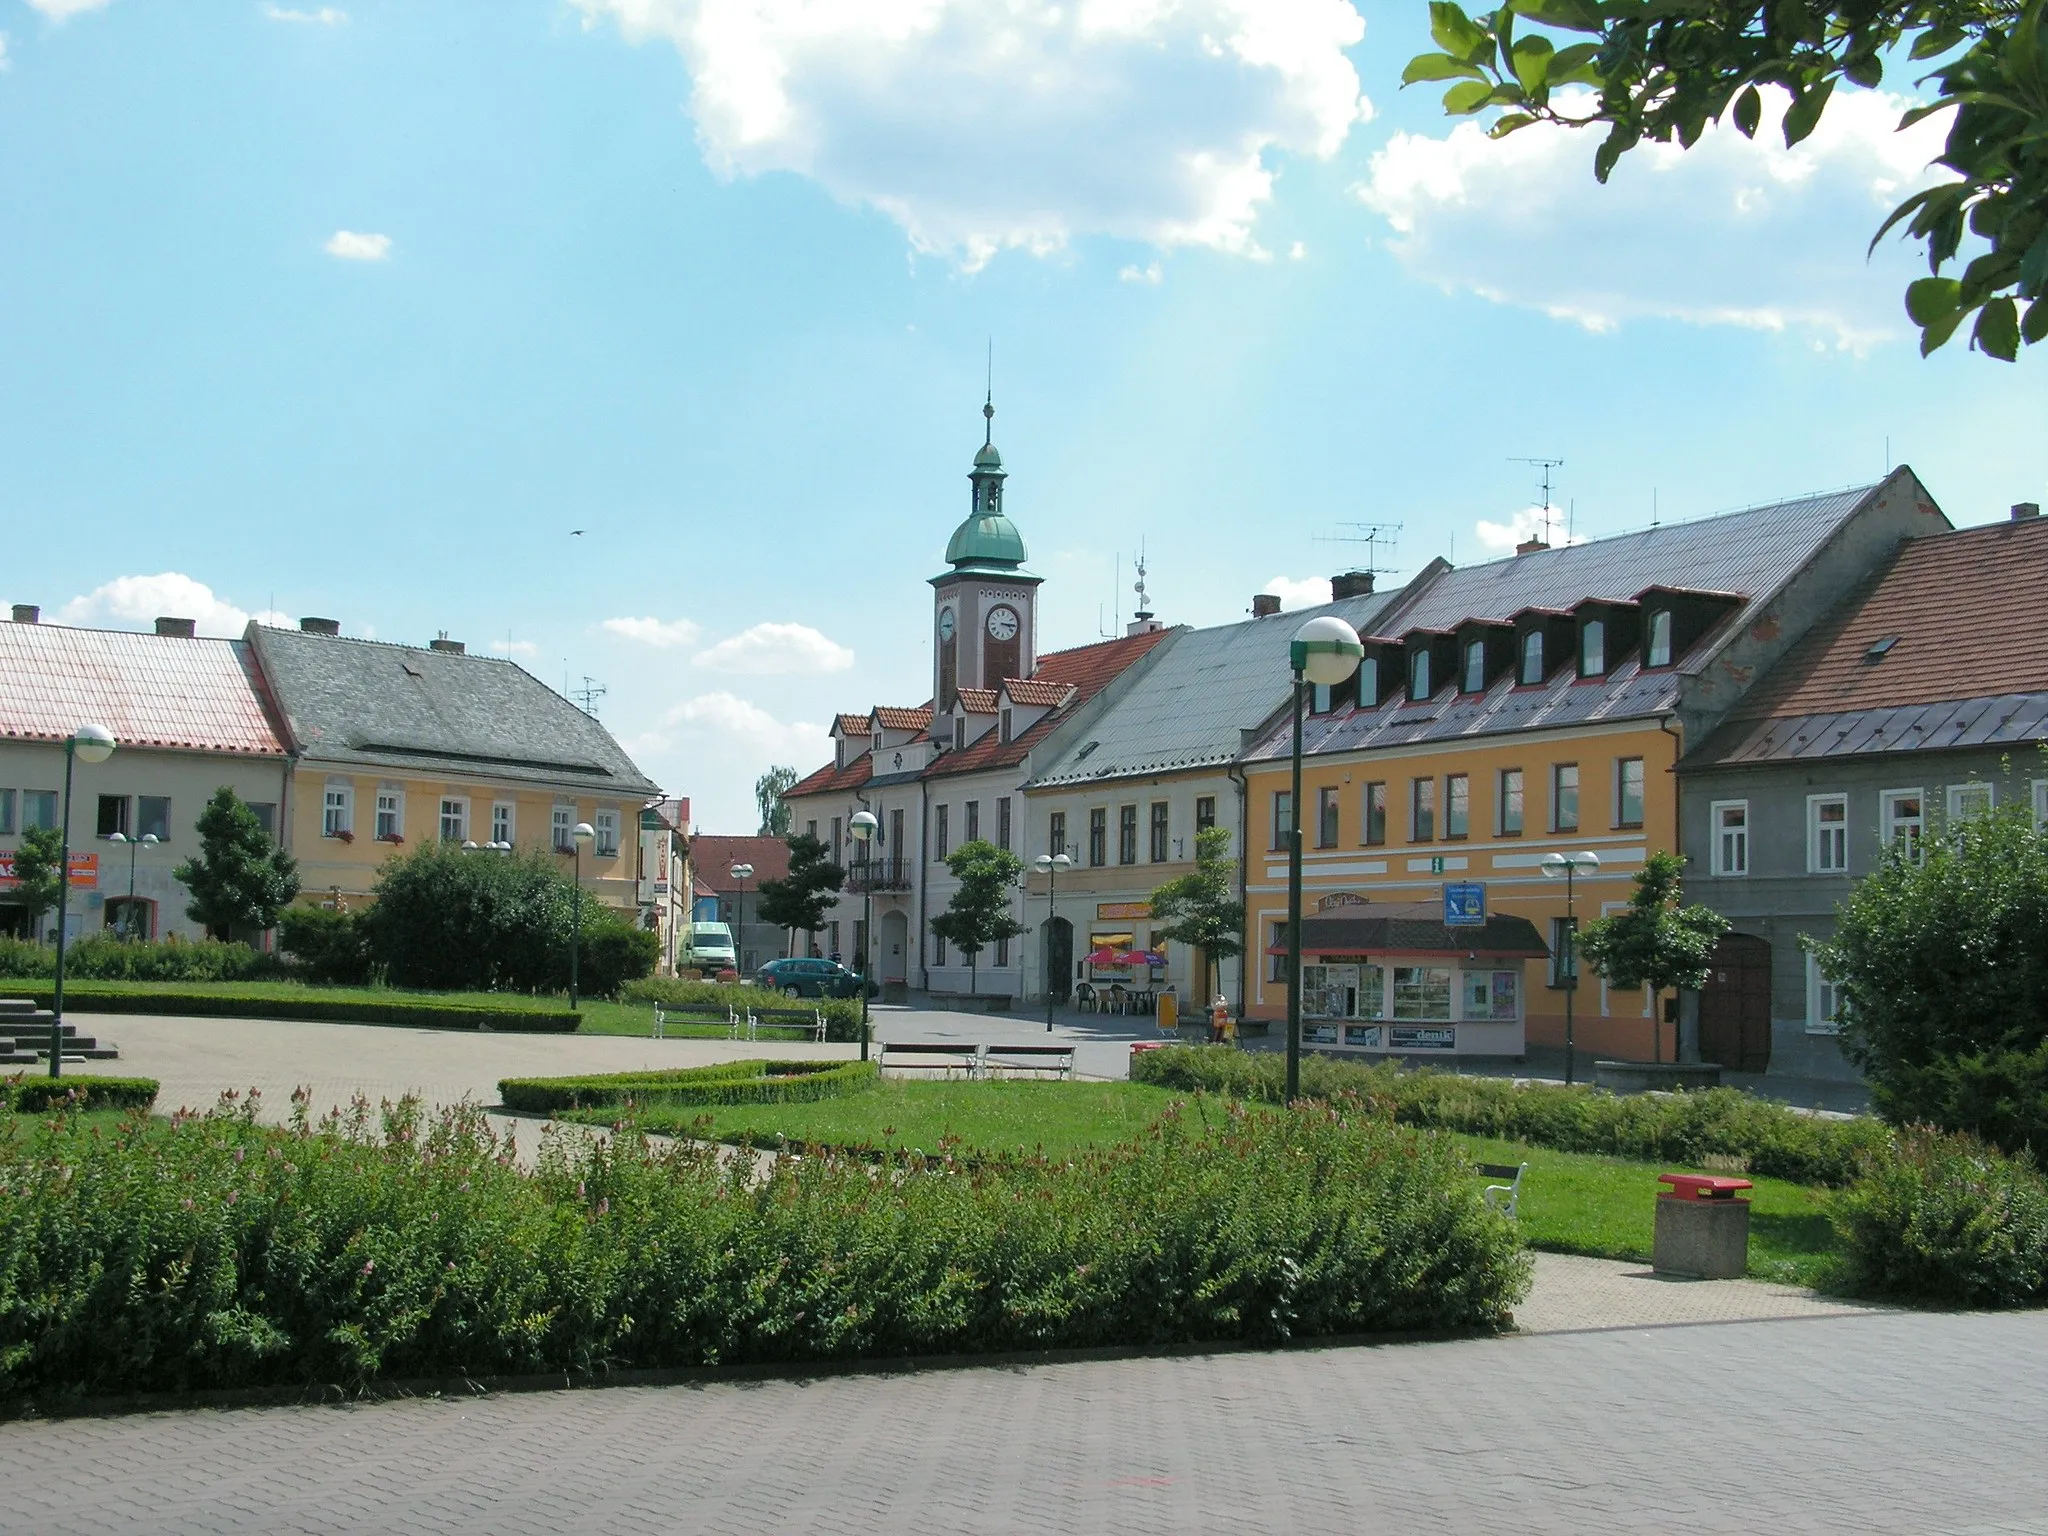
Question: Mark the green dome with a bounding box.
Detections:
[974,442,1003,469]
[945,512,1028,568]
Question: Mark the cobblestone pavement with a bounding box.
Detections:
[2,1292,2040,1535]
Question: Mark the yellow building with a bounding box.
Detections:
[248,620,659,915]
[1236,471,1946,1062]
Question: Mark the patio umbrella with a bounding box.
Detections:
[1083,947,1130,966]
[1129,950,1168,968]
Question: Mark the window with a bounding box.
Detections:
[0,789,13,836]
[323,781,354,838]
[247,802,277,836]
[1089,807,1108,866]
[998,796,1012,852]
[1363,782,1387,846]
[1000,708,1013,743]
[1549,917,1579,986]
[1271,792,1293,851]
[491,802,514,846]
[1310,681,1334,713]
[1463,638,1486,693]
[1462,969,1519,1021]
[1880,790,1924,864]
[1806,953,1844,1036]
[1195,796,1216,834]
[1520,630,1545,685]
[1946,782,1993,822]
[594,808,620,857]
[1552,763,1579,833]
[440,798,469,843]
[932,923,947,967]
[1269,920,1289,982]
[1409,649,1432,701]
[1357,656,1379,708]
[375,788,404,842]
[138,796,171,842]
[552,804,574,852]
[934,804,950,860]
[806,820,818,841]
[1808,794,1848,874]
[1646,609,1673,668]
[963,802,979,844]
[832,814,844,861]
[1411,777,1436,842]
[1446,774,1469,839]
[1316,787,1339,848]
[952,717,964,751]
[1392,966,1453,1019]
[1050,811,1068,858]
[1711,801,1749,876]
[96,795,129,838]
[1118,805,1138,865]
[889,807,904,854]
[1498,769,1524,835]
[1150,801,1170,861]
[1579,618,1605,677]
[995,934,1010,967]
[1616,757,1645,829]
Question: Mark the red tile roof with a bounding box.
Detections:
[874,705,934,732]
[1003,677,1073,706]
[783,752,873,800]
[832,712,872,737]
[0,622,287,756]
[924,627,1173,780]
[955,688,998,714]
[1722,518,2048,723]
[690,833,792,888]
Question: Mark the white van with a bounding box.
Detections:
[682,920,738,974]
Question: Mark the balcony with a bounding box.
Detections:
[844,857,913,894]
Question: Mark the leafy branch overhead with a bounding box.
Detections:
[1404,0,2048,358]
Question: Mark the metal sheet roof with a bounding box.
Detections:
[0,622,286,756]
[1689,692,2048,767]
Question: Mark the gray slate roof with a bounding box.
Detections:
[1688,692,2048,767]
[1026,588,1405,789]
[249,625,660,795]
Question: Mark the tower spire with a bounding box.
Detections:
[984,339,994,446]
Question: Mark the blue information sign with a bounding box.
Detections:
[1443,882,1486,928]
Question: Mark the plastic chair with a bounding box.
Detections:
[1075,983,1098,1014]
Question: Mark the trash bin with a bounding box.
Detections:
[1157,991,1178,1032]
[1652,1173,1752,1279]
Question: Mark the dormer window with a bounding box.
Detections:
[1520,630,1544,685]
[1410,649,1431,702]
[1358,655,1379,708]
[953,717,965,751]
[1311,682,1333,713]
[1000,707,1013,743]
[1580,619,1606,678]
[1463,638,1486,693]
[1646,609,1673,668]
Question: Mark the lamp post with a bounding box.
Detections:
[849,811,877,1060]
[1539,850,1602,1085]
[105,830,159,939]
[1285,617,1363,1104]
[1034,852,1072,1033]
[569,821,595,1007]
[730,862,754,981]
[51,723,116,1079]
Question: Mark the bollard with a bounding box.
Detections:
[1651,1173,1752,1280]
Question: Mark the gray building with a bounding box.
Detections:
[1681,504,2048,1080]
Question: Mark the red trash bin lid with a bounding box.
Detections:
[1658,1173,1753,1200]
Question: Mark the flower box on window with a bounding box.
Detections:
[377,832,405,844]
[328,828,354,843]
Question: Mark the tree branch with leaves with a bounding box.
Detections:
[930,840,1025,997]
[1148,826,1245,1005]
[1575,850,1731,1062]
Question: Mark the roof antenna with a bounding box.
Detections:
[1652,488,1660,528]
[1511,456,1564,544]
[1132,542,1152,621]
[984,339,994,446]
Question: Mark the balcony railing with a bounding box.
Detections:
[844,857,913,893]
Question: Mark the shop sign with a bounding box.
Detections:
[1443,882,1486,927]
[0,852,98,890]
[1096,902,1151,920]
[1317,892,1367,911]
[1343,1024,1383,1048]
[1302,1022,1340,1045]
[1389,1025,1455,1050]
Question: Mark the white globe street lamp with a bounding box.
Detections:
[1539,850,1602,1083]
[1033,851,1073,1033]
[849,810,878,1058]
[1284,618,1362,1101]
[569,821,596,1008]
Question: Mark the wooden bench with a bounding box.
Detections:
[1477,1161,1527,1219]
[877,1041,983,1077]
[982,1043,1075,1079]
[652,1004,743,1040]
[746,1007,827,1043]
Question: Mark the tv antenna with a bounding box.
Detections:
[1132,541,1153,619]
[1511,456,1564,543]
[1312,522,1403,576]
[572,675,608,717]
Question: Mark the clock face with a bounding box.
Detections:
[986,606,1019,642]
[937,607,956,642]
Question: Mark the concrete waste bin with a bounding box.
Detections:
[1651,1173,1752,1279]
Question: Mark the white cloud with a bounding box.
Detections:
[264,4,348,21]
[57,573,289,637]
[1118,261,1164,285]
[572,0,1373,268]
[600,615,703,648]
[1358,87,1953,348]
[323,230,391,261]
[1472,505,1585,556]
[24,0,111,18]
[632,691,826,763]
[693,621,853,675]
[1262,575,1332,610]
[490,639,539,658]
[1288,240,1306,260]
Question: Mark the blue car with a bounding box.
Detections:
[755,957,877,1000]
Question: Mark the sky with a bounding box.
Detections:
[3,0,2044,833]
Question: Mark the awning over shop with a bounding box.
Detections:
[1264,901,1548,959]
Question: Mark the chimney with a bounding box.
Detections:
[430,637,466,654]
[1251,593,1282,618]
[154,616,197,638]
[1330,570,1375,600]
[10,604,37,624]
[2013,502,2041,522]
[299,617,341,636]
[1515,539,1550,556]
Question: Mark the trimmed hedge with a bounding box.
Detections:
[1834,1128,2048,1306]
[2,1076,159,1114]
[0,936,283,983]
[1130,1046,1890,1187]
[10,985,578,1034]
[0,1092,1528,1399]
[621,977,865,1043]
[499,1059,878,1114]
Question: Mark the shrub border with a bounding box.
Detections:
[10,986,578,1034]
[2,1075,160,1113]
[499,1059,877,1114]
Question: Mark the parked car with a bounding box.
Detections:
[755,957,877,1000]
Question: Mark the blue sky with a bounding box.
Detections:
[4,0,2043,832]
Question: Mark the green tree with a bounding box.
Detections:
[755,833,845,954]
[1147,826,1245,1004]
[173,788,301,941]
[1404,0,2048,358]
[931,839,1025,996]
[1576,851,1730,1063]
[1811,793,2048,1152]
[7,825,66,939]
[755,766,799,836]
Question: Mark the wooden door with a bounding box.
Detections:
[1698,933,1772,1072]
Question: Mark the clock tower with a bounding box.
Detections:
[931,396,1043,711]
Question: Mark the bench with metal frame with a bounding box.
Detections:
[1477,1161,1527,1220]
[877,1041,983,1077]
[746,1007,828,1043]
[981,1043,1075,1079]
[651,1004,743,1040]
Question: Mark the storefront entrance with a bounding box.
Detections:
[1699,933,1773,1072]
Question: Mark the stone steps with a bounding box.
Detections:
[0,999,121,1060]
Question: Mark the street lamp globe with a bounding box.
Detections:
[1034,853,1071,873]
[849,810,877,843]
[141,833,159,848]
[73,723,116,764]
[573,822,596,846]
[730,862,752,882]
[106,832,127,845]
[1539,851,1602,879]
[1290,616,1364,686]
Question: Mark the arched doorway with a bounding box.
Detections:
[104,897,156,941]
[879,910,910,985]
[1043,916,1073,1006]
[1699,932,1772,1072]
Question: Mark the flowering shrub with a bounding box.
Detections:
[1833,1128,2048,1307]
